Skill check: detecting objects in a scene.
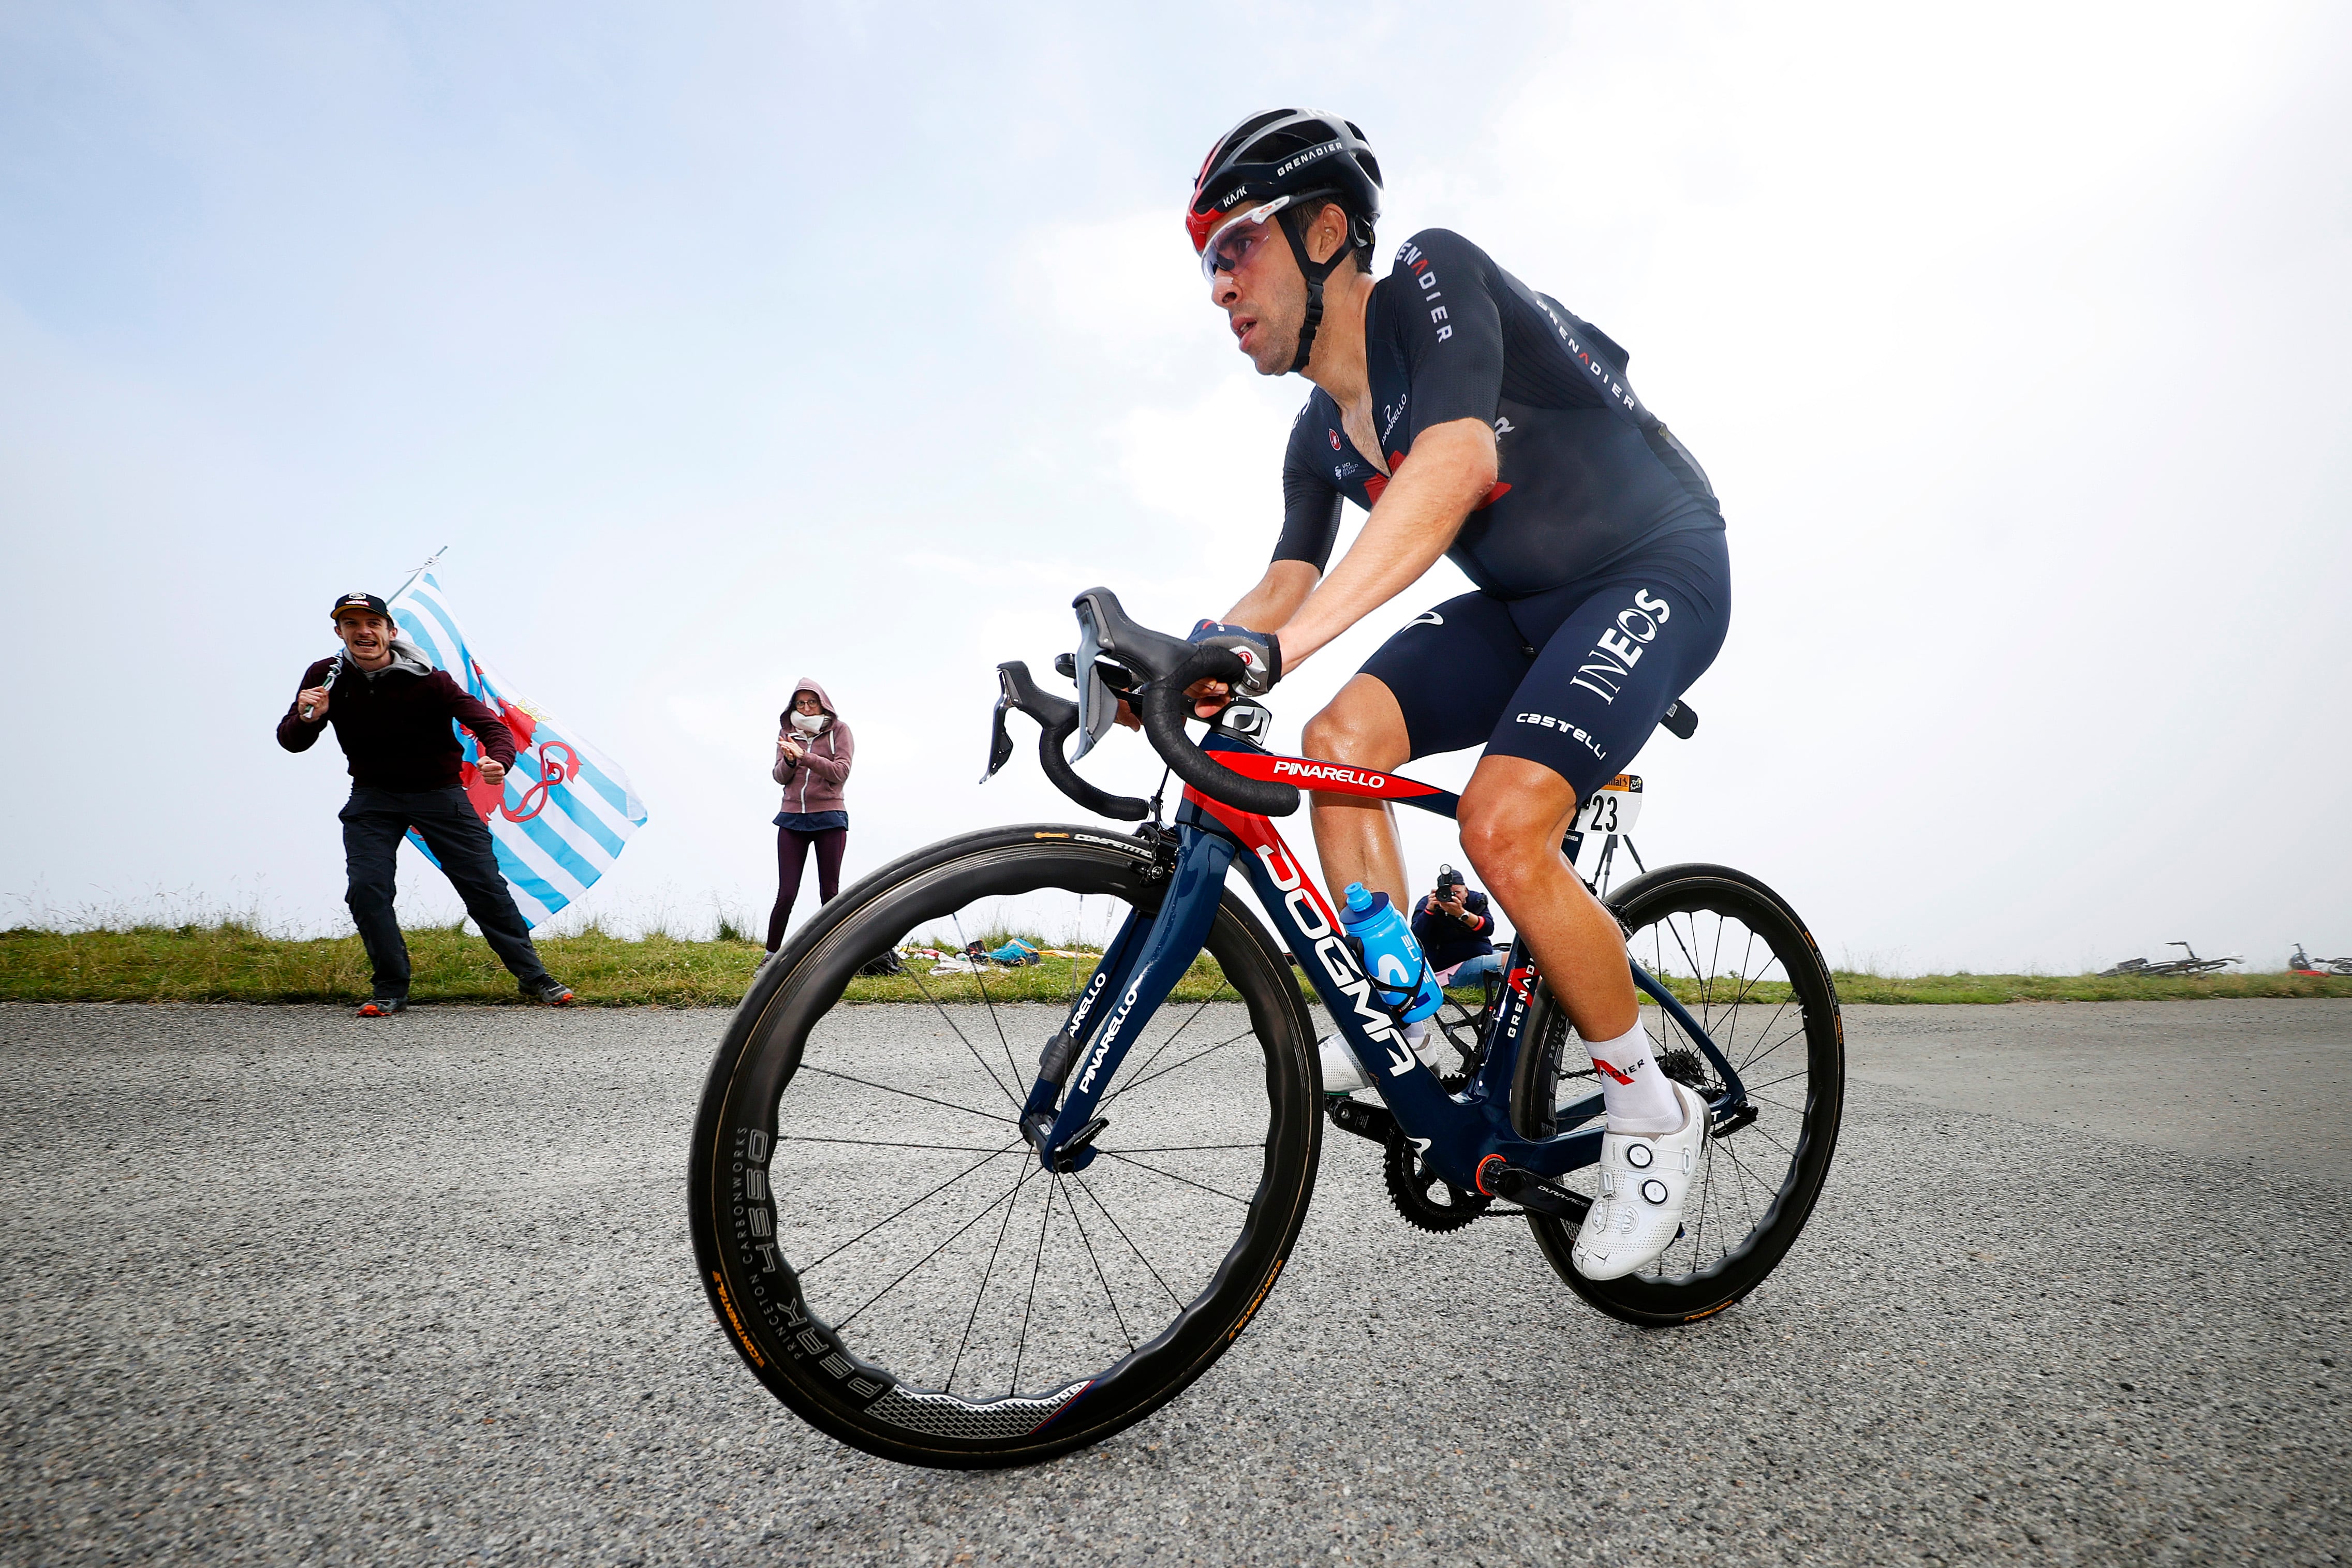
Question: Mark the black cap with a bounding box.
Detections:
[1436,864,1465,889]
[330,592,391,621]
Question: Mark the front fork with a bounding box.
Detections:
[1017,829,1237,1171]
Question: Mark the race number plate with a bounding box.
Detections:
[1573,774,1643,836]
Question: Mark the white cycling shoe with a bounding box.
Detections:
[1571,1081,1711,1281]
[1319,1020,1443,1094]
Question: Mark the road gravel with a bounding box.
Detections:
[3,999,2346,1567]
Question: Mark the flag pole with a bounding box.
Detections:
[387,544,449,605]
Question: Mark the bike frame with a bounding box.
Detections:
[1019,729,1750,1191]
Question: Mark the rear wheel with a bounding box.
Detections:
[689,825,1320,1467]
[1511,863,1844,1326]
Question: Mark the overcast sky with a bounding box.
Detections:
[3,1,2347,973]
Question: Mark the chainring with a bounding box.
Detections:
[1382,1078,1491,1233]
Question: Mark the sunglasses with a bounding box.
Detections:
[1198,196,1297,282]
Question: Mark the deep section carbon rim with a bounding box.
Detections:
[1513,864,1843,1324]
[694,834,1316,1464]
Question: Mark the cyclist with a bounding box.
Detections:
[1178,110,1730,1281]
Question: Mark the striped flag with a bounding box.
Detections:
[387,569,648,927]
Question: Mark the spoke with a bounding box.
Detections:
[950,1157,1039,1395]
[1714,1141,1773,1235]
[1098,1141,1266,1155]
[953,914,1030,1101]
[1663,918,1709,1016]
[1061,1177,1134,1355]
[784,1133,1014,1155]
[1072,1172,1184,1308]
[878,980,1019,1109]
[1010,1173,1059,1396]
[1691,1137,1716,1268]
[1707,914,1727,1026]
[1741,1066,1812,1097]
[1734,997,1799,1073]
[1098,1149,1250,1207]
[1102,1027,1255,1108]
[834,1159,1042,1331]
[800,1066,1018,1128]
[799,1137,1024,1276]
[1736,1022,1806,1076]
[1736,1116,1799,1165]
[1102,985,1237,1107]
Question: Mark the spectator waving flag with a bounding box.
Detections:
[386,565,648,927]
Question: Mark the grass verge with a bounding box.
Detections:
[4,925,2348,1008]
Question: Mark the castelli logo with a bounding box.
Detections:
[1328,428,1341,451]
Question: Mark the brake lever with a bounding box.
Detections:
[983,661,1149,821]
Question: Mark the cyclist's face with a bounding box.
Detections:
[1205,201,1313,376]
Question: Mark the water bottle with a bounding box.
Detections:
[1339,883,1443,1024]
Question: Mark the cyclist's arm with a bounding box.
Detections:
[1271,418,1497,668]
[1222,559,1319,631]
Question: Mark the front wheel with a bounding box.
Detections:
[689,824,1320,1468]
[1511,863,1845,1326]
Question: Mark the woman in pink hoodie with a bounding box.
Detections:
[766,677,854,952]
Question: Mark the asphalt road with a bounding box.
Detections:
[4,999,2346,1567]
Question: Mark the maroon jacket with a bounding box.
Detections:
[773,676,853,815]
[277,640,516,792]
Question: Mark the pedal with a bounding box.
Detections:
[1323,1097,1398,1145]
[1710,1101,1758,1139]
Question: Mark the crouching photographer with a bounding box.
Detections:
[1411,865,1503,988]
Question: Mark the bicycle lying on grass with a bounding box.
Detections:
[689,589,1845,1468]
[2291,944,2352,978]
[2097,941,2242,978]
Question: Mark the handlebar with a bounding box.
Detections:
[992,661,1150,822]
[1072,588,1301,819]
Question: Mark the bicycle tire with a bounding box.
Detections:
[1510,863,1844,1327]
[689,823,1320,1468]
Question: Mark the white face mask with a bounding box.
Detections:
[790,709,827,734]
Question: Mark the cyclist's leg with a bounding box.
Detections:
[1298,675,1411,910]
[1461,535,1728,1273]
[1322,591,1529,906]
[1461,533,1728,1084]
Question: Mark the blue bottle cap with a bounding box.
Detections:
[1343,882,1374,913]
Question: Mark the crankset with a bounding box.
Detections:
[1382,1114,1492,1233]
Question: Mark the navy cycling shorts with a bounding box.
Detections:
[1358,528,1730,804]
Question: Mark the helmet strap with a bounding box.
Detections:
[1277,203,1347,376]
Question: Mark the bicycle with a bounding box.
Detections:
[2290,944,2352,977]
[2097,941,2242,978]
[688,589,1845,1469]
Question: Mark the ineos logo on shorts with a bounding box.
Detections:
[1569,589,1673,708]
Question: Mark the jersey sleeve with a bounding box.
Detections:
[1273,402,1343,570]
[1389,229,1505,443]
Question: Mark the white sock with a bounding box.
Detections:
[1584,1019,1682,1135]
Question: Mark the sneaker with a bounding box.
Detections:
[534,982,576,1007]
[1318,1019,1444,1096]
[356,997,407,1018]
[1571,1081,1709,1281]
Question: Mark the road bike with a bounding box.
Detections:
[2290,944,2352,977]
[688,589,1845,1468]
[2097,941,2241,978]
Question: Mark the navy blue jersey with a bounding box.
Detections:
[1275,229,1722,598]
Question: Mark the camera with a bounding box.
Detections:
[1433,864,1466,899]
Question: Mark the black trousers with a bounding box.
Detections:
[766,826,847,952]
[341,786,552,998]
